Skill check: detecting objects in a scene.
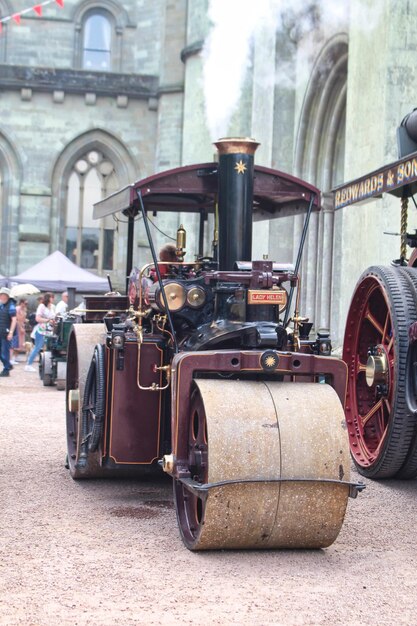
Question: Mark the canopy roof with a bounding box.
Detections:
[93,163,321,220]
[9,250,109,292]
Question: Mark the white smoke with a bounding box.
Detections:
[202,0,380,141]
[202,0,274,142]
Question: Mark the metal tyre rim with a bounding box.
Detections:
[65,324,106,479]
[393,267,417,478]
[174,385,208,549]
[43,373,53,386]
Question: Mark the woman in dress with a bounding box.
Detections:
[16,299,28,351]
[25,292,55,372]
[10,299,28,364]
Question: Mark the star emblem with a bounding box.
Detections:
[234,160,247,174]
[260,350,279,371]
[265,355,277,368]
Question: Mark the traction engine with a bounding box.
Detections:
[40,295,128,390]
[66,138,361,550]
[337,109,417,479]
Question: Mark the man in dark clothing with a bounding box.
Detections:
[0,287,17,377]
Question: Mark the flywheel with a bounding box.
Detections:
[343,265,417,478]
[174,379,350,551]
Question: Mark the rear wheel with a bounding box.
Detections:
[174,379,350,550]
[343,266,417,478]
[393,267,417,478]
[40,351,53,386]
[66,324,106,479]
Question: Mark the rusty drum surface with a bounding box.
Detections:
[175,380,350,550]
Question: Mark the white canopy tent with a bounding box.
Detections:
[9,251,109,292]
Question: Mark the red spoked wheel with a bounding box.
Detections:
[343,265,417,478]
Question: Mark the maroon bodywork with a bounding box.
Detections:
[170,350,348,478]
[105,340,164,465]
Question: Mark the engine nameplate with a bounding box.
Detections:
[247,289,287,311]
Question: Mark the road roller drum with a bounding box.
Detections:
[174,380,350,550]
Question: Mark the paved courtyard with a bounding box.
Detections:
[1,366,417,625]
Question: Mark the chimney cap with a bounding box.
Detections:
[214,137,260,156]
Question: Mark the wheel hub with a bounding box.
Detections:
[365,347,388,388]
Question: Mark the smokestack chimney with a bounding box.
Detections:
[215,137,260,271]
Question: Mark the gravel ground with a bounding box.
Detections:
[1,365,417,626]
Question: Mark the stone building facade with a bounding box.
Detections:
[0,0,415,346]
[0,0,186,287]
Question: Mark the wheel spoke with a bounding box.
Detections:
[373,426,388,455]
[360,398,383,427]
[382,312,390,344]
[386,336,394,354]
[356,360,367,375]
[364,307,384,337]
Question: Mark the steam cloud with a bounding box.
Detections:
[202,0,273,141]
[202,0,377,141]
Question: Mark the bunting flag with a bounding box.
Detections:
[0,0,64,30]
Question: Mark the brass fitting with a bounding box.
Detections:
[68,389,79,413]
[162,454,175,474]
[154,363,172,386]
[366,350,388,388]
[176,224,186,261]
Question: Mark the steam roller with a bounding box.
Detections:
[65,136,362,551]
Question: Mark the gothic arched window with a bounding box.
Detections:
[65,150,118,271]
[82,11,112,71]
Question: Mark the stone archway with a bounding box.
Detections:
[0,131,22,275]
[294,34,348,338]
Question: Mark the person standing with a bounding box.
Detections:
[0,287,17,377]
[11,298,28,360]
[25,292,55,372]
[55,291,68,316]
